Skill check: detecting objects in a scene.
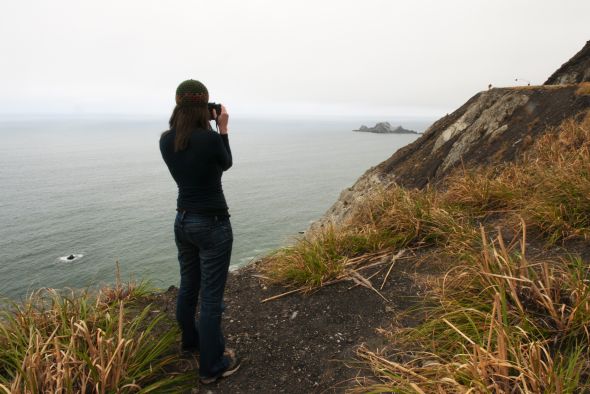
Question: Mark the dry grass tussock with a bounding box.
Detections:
[576,82,590,96]
[357,224,590,393]
[261,185,481,293]
[0,276,191,393]
[354,114,590,392]
[263,113,588,284]
[444,111,590,244]
[262,112,590,391]
[263,112,590,290]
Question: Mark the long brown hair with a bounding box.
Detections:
[163,105,211,152]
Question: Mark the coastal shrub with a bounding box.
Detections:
[0,287,191,393]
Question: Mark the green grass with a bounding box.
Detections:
[0,282,192,393]
[357,225,590,393]
[444,115,590,245]
[263,225,404,289]
[262,112,590,392]
[3,110,589,392]
[262,185,482,290]
[263,113,590,288]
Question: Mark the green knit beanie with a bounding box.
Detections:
[175,79,208,107]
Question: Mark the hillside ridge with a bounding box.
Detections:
[311,41,590,232]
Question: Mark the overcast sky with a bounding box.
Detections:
[1,0,588,118]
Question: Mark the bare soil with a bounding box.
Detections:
[140,257,429,393]
[136,224,580,393]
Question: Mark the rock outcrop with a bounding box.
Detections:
[545,40,590,85]
[355,122,418,134]
[311,42,590,232]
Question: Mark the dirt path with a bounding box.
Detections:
[146,258,426,393]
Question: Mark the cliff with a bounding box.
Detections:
[311,41,590,232]
[545,40,590,85]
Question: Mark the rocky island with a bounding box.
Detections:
[354,121,418,134]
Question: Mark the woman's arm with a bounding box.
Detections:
[216,105,232,170]
[218,134,232,170]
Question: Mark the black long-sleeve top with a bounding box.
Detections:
[160,128,232,216]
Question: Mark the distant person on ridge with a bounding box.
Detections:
[159,79,239,384]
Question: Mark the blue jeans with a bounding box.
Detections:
[174,211,233,378]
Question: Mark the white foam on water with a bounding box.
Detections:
[58,254,84,262]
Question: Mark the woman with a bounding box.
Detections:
[159,79,239,384]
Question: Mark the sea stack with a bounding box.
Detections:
[354,122,418,134]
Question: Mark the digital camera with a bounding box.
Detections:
[208,102,222,118]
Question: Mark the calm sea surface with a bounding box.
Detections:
[0,117,430,298]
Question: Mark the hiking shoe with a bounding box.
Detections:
[200,348,241,384]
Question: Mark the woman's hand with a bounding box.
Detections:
[216,105,229,135]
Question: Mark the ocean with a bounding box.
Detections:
[0,117,430,298]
